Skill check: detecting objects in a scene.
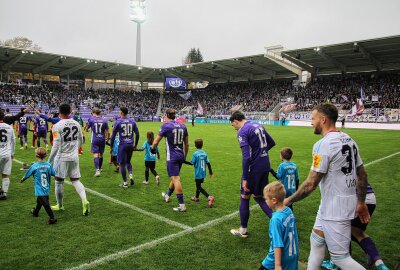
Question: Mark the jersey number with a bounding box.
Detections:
[0,129,7,142]
[286,174,296,189]
[254,127,268,148]
[288,231,297,257]
[41,174,48,188]
[94,122,103,134]
[172,128,184,144]
[341,144,358,175]
[63,126,79,142]
[121,123,132,136]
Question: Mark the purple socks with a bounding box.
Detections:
[254,197,272,218]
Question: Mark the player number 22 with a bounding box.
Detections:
[63,126,79,142]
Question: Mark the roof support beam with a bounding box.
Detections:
[60,62,90,76]
[213,62,253,79]
[281,54,314,74]
[140,69,155,81]
[32,57,60,74]
[316,49,347,73]
[175,69,215,82]
[165,69,193,82]
[2,53,26,71]
[240,59,275,78]
[191,65,230,80]
[357,44,382,71]
[85,64,119,79]
[104,68,137,80]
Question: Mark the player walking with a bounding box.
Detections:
[48,104,90,216]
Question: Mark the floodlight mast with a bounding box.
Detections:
[129,0,146,66]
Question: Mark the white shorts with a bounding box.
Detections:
[313,211,351,256]
[0,156,12,175]
[54,158,81,179]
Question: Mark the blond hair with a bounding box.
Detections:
[35,147,47,159]
[263,181,286,202]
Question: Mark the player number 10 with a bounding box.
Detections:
[172,128,184,144]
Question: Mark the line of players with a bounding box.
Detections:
[0,104,390,269]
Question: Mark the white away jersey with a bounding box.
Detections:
[49,119,83,163]
[0,122,15,157]
[311,131,363,221]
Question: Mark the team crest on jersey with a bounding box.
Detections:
[52,131,58,139]
[312,153,322,168]
[238,136,243,143]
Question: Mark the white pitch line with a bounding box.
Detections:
[363,151,400,167]
[13,158,191,231]
[66,204,260,270]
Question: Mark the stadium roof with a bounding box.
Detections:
[0,35,399,84]
[282,35,400,75]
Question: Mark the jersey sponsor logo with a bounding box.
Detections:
[312,153,322,168]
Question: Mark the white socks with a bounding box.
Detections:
[2,178,10,194]
[307,231,326,270]
[332,255,366,270]
[72,180,87,201]
[55,181,64,207]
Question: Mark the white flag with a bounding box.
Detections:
[348,99,365,117]
[196,102,204,115]
[179,91,192,101]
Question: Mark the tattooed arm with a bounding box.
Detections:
[284,170,324,206]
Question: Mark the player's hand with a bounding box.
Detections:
[356,202,370,224]
[23,108,29,113]
[35,109,40,115]
[242,179,250,192]
[150,147,157,154]
[133,145,137,151]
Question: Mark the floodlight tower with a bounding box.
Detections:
[129,0,146,66]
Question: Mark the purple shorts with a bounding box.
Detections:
[91,142,105,154]
[166,160,183,177]
[37,131,47,139]
[240,171,269,197]
[19,129,28,136]
[117,144,134,164]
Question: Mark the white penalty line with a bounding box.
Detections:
[66,204,260,270]
[13,158,191,231]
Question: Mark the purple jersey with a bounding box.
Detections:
[87,116,109,144]
[237,121,275,179]
[111,117,139,146]
[158,121,188,161]
[35,116,48,133]
[18,116,28,132]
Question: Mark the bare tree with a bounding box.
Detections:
[0,36,42,51]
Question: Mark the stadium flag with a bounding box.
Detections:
[360,87,367,100]
[372,108,384,117]
[179,90,192,100]
[348,99,365,117]
[196,102,204,115]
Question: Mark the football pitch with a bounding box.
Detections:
[1,123,399,270]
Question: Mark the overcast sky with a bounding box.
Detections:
[0,0,399,68]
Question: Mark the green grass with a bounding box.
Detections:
[1,123,399,270]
